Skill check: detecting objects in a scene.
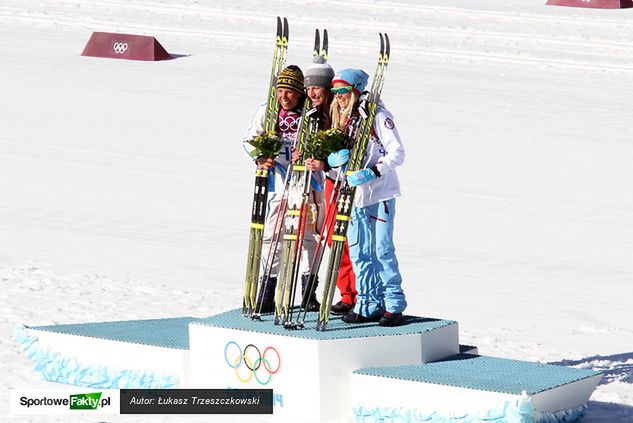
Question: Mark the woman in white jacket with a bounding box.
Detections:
[327,68,407,327]
[242,65,325,313]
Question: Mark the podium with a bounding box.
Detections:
[18,308,601,422]
[81,32,172,61]
[546,0,633,8]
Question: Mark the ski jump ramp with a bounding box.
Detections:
[17,309,601,422]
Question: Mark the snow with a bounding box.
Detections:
[1,0,632,421]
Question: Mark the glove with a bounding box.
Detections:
[357,91,369,119]
[347,168,378,187]
[327,149,350,168]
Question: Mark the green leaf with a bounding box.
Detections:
[305,128,351,160]
[247,132,283,159]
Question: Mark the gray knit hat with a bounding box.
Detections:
[304,56,335,88]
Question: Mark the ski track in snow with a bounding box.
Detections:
[1,0,633,422]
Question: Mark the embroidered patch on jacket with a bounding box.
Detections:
[384,117,395,129]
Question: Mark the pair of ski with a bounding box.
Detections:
[315,33,391,331]
[242,16,288,318]
[242,18,330,325]
[273,29,331,328]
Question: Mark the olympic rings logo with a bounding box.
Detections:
[224,341,281,385]
[278,115,299,136]
[112,42,129,54]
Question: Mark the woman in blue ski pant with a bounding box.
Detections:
[327,68,407,327]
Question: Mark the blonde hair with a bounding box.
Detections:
[330,91,358,129]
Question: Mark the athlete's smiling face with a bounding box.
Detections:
[276,88,301,111]
[306,86,329,108]
[332,82,353,110]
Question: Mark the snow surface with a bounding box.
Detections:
[1,0,632,422]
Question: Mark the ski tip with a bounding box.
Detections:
[385,33,391,58]
[275,17,282,43]
[313,28,320,57]
[283,17,289,39]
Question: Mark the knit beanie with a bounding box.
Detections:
[332,68,369,94]
[277,65,304,94]
[304,56,335,88]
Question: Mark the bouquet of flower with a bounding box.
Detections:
[305,128,350,160]
[247,132,283,159]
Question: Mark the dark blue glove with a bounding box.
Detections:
[327,149,350,168]
[347,168,378,187]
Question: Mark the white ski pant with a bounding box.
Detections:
[260,168,324,278]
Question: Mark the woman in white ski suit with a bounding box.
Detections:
[242,65,324,312]
[328,68,407,327]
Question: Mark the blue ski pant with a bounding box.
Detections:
[348,198,407,318]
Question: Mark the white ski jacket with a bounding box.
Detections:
[241,102,297,169]
[241,102,324,193]
[352,104,405,208]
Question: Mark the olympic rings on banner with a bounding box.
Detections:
[113,42,128,54]
[223,341,281,385]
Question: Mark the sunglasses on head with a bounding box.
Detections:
[331,85,355,94]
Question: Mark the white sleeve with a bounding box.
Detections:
[241,102,267,161]
[372,108,405,176]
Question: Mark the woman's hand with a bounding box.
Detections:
[256,157,275,170]
[291,147,301,164]
[305,158,325,172]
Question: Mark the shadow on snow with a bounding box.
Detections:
[550,352,633,385]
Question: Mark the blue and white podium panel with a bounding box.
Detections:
[189,309,459,421]
[351,354,602,422]
[17,318,193,388]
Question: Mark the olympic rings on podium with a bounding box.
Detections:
[112,42,128,54]
[224,341,281,385]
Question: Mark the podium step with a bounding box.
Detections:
[29,317,194,349]
[190,308,460,420]
[195,308,457,341]
[352,353,602,422]
[18,317,195,388]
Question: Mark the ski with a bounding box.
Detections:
[242,17,289,317]
[316,33,391,331]
[273,100,316,326]
[313,28,320,58]
[321,29,328,60]
[274,29,330,328]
